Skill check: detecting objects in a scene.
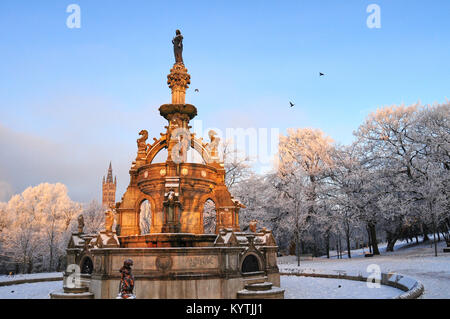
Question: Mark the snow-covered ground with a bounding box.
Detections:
[281,276,402,299]
[0,272,62,283]
[0,281,61,299]
[279,240,450,299]
[0,240,448,299]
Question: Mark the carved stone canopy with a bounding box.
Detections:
[167,63,190,89]
[159,104,197,121]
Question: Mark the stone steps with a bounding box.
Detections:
[63,286,89,294]
[50,290,95,299]
[243,276,267,285]
[245,282,273,291]
[50,285,94,299]
[237,281,285,299]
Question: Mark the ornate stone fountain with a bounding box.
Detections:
[54,31,284,299]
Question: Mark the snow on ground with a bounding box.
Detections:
[281,276,402,299]
[0,240,448,299]
[279,240,450,299]
[0,281,61,299]
[0,272,62,283]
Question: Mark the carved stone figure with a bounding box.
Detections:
[207,130,220,159]
[77,214,85,233]
[137,129,149,153]
[118,259,135,299]
[166,189,176,222]
[172,29,183,63]
[249,220,258,233]
[167,189,176,204]
[105,208,115,233]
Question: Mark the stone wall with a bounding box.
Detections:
[90,245,280,299]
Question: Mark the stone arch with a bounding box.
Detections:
[146,136,214,165]
[198,190,240,234]
[139,199,152,235]
[151,148,168,164]
[240,253,263,274]
[80,255,94,274]
[191,137,213,164]
[198,193,219,232]
[202,198,217,234]
[186,147,206,164]
[135,196,156,235]
[146,139,167,164]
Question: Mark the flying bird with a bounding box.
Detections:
[289,101,295,107]
[194,89,199,92]
[319,72,325,77]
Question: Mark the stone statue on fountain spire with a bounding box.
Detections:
[167,30,191,105]
[172,29,184,64]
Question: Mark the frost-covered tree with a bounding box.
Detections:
[276,128,335,263]
[0,183,81,273]
[352,102,450,252]
[354,104,423,252]
[78,200,104,234]
[0,202,6,234]
[327,144,366,257]
[222,139,252,189]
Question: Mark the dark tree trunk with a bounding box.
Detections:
[433,231,438,257]
[386,231,399,252]
[422,224,430,241]
[367,226,372,254]
[345,221,351,258]
[27,258,33,274]
[296,232,300,267]
[325,230,330,259]
[368,223,380,255]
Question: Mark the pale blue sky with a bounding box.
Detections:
[0,1,449,202]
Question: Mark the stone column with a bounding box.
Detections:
[167,62,190,105]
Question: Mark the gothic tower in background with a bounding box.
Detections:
[102,162,116,208]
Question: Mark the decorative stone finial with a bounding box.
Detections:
[167,63,191,104]
[77,214,84,234]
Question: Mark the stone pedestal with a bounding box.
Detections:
[237,280,285,299]
[90,230,282,299]
[50,286,95,299]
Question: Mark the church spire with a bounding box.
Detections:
[106,162,114,183]
[102,161,117,208]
